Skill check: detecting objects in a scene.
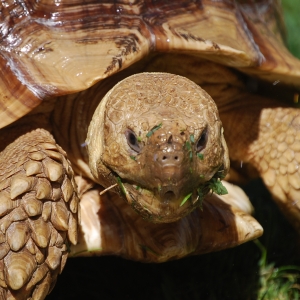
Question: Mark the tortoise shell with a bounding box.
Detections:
[0,1,300,299]
[1,0,300,128]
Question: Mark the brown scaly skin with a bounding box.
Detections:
[0,129,78,300]
[0,70,263,299]
[86,73,229,223]
[220,98,300,232]
[0,55,298,299]
[0,0,299,298]
[143,53,300,231]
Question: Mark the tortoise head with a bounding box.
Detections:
[87,73,229,223]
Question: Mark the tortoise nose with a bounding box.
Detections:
[155,150,184,165]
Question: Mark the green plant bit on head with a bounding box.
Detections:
[185,141,192,151]
[137,136,142,142]
[136,185,141,191]
[116,177,126,195]
[197,153,204,160]
[180,192,192,207]
[130,155,136,160]
[190,134,195,143]
[208,178,228,195]
[146,123,162,137]
[185,141,193,160]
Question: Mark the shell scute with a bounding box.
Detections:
[1,0,299,128]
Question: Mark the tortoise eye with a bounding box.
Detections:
[125,129,141,153]
[196,128,208,152]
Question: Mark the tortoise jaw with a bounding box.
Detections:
[120,182,201,223]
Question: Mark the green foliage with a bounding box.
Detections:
[116,177,126,195]
[180,192,192,207]
[282,0,300,59]
[197,153,204,160]
[208,178,228,195]
[255,240,300,299]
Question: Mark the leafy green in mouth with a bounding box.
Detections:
[208,178,228,196]
[116,177,126,195]
[180,192,193,207]
[180,176,228,209]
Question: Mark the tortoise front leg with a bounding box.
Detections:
[0,129,78,299]
[220,95,300,231]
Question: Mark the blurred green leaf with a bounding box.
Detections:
[282,0,300,58]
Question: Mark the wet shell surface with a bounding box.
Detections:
[0,0,300,127]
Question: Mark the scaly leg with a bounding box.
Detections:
[0,129,78,299]
[220,95,300,231]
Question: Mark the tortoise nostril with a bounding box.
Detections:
[158,153,183,164]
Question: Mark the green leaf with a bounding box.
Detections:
[137,136,142,142]
[185,141,191,151]
[209,178,228,195]
[190,134,195,143]
[146,123,162,137]
[180,193,192,207]
[116,177,126,195]
[130,155,136,160]
[197,153,204,160]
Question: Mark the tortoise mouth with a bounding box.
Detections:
[119,182,202,223]
[163,190,176,202]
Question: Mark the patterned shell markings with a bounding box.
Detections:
[0,0,300,128]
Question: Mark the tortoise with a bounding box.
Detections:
[0,0,300,298]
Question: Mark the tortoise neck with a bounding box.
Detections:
[51,90,102,179]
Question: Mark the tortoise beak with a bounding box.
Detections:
[121,181,201,223]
